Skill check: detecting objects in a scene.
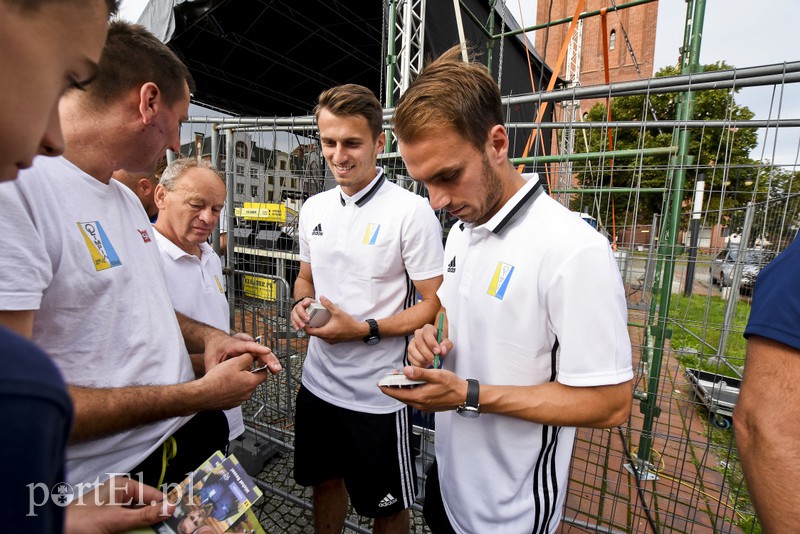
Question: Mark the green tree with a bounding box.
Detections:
[575,62,758,224]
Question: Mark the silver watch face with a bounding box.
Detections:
[365,336,380,346]
[456,405,480,418]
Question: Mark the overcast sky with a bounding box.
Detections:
[119,0,799,164]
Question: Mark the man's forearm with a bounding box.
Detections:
[293,278,315,304]
[376,293,440,339]
[176,312,224,354]
[734,337,800,531]
[375,276,442,339]
[480,380,633,428]
[189,353,205,377]
[736,423,800,532]
[70,354,277,443]
[68,382,202,443]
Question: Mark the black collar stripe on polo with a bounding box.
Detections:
[339,171,386,207]
[356,171,386,206]
[491,179,544,235]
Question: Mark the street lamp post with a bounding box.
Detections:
[684,174,706,296]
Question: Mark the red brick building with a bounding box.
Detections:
[533,0,660,215]
[535,0,659,115]
[536,0,660,103]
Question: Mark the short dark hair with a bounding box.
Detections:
[3,0,119,16]
[393,45,504,151]
[314,84,384,141]
[87,20,195,108]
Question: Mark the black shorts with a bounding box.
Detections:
[129,410,229,488]
[293,385,417,517]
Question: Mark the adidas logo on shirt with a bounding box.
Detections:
[311,223,323,236]
[378,493,397,508]
[447,257,456,273]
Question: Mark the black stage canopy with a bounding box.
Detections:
[141,0,559,159]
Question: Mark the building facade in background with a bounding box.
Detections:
[534,0,659,223]
[535,0,659,115]
[180,132,323,208]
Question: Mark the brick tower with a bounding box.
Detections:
[532,0,659,205]
[535,0,659,114]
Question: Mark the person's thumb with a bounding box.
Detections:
[318,295,337,311]
[124,501,175,529]
[404,365,430,381]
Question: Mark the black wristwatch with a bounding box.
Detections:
[456,378,480,418]
[363,318,380,345]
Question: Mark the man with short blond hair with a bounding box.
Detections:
[383,46,633,534]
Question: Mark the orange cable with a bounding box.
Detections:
[600,8,618,250]
[515,1,553,179]
[516,0,586,186]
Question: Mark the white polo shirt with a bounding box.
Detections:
[435,174,633,534]
[0,156,195,486]
[153,228,244,441]
[298,168,443,413]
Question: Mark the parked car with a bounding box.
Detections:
[710,247,776,294]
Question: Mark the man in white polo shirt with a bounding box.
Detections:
[382,46,634,534]
[290,84,443,534]
[152,158,244,446]
[0,21,280,489]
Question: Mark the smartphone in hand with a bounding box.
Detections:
[306,302,332,328]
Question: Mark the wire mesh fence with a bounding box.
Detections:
[180,62,800,533]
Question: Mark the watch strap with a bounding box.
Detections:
[464,378,480,410]
[363,318,380,344]
[367,318,379,338]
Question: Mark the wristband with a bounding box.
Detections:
[293,296,314,308]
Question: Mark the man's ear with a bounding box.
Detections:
[138,177,154,195]
[487,124,509,164]
[138,82,161,125]
[153,183,168,209]
[375,131,387,155]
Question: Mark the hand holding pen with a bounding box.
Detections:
[406,311,452,369]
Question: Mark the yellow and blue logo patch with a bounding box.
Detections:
[77,221,122,271]
[487,261,514,300]
[362,223,381,245]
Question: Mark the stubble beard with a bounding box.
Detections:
[469,153,504,225]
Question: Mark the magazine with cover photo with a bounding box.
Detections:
[156,452,263,534]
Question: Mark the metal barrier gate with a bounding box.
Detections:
[186,60,800,532]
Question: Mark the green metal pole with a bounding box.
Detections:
[456,0,493,39]
[498,0,658,39]
[383,0,398,153]
[637,0,706,467]
[512,145,676,165]
[637,0,699,456]
[550,187,667,194]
